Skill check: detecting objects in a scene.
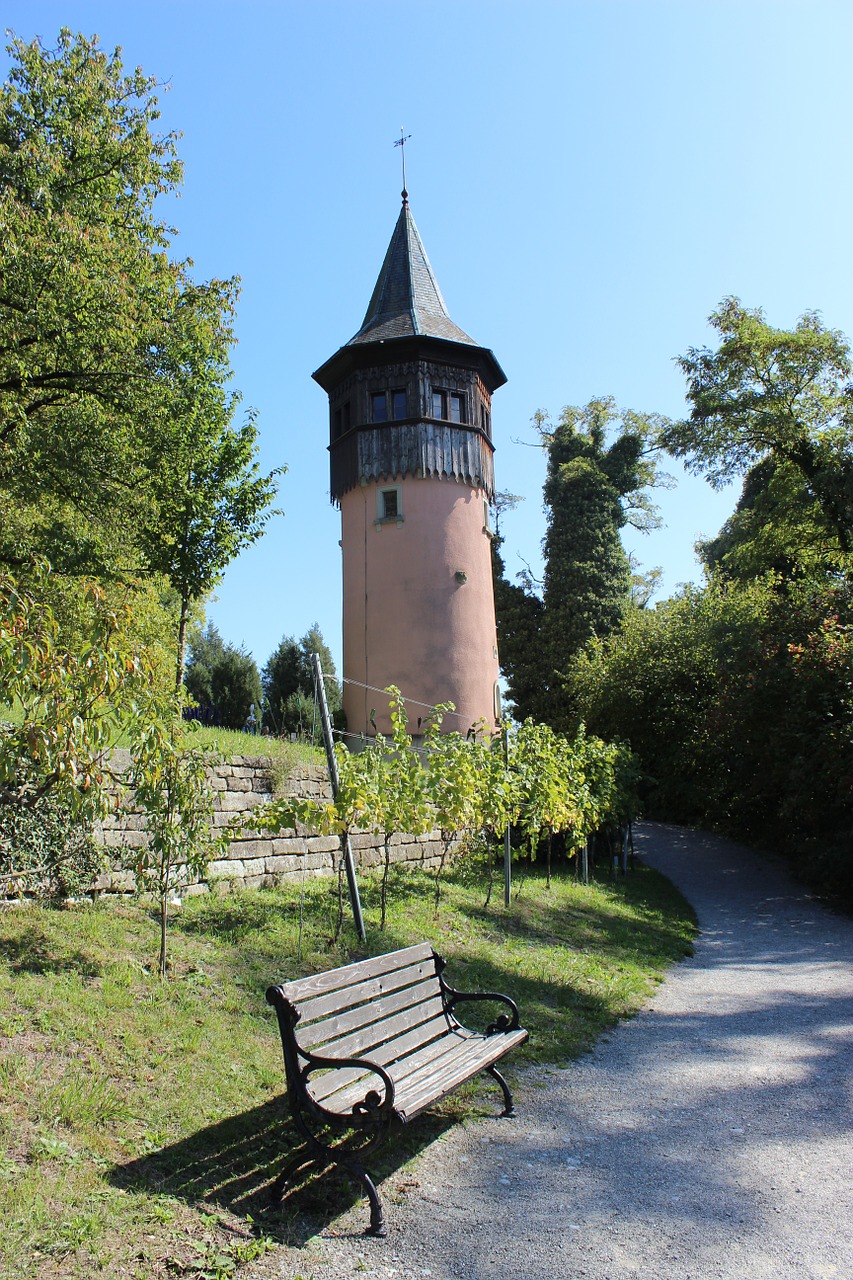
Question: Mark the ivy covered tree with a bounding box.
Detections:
[496,400,668,728]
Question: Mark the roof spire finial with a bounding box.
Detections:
[394,128,411,205]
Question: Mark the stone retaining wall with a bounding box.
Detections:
[94,752,448,897]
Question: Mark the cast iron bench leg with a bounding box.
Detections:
[342,1158,387,1237]
[487,1064,516,1117]
[269,1151,325,1205]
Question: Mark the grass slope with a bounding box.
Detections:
[0,857,695,1279]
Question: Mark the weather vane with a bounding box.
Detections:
[394,128,412,202]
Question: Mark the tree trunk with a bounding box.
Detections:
[380,833,392,931]
[434,830,452,912]
[175,597,190,692]
[158,892,168,978]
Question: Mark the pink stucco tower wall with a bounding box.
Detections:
[313,194,506,739]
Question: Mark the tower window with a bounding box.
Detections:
[332,401,351,439]
[431,390,466,423]
[480,403,491,434]
[372,389,407,422]
[375,486,403,524]
[392,389,407,419]
[382,489,398,519]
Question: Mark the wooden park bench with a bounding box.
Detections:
[265,941,528,1236]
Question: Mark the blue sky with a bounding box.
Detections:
[5,1,853,675]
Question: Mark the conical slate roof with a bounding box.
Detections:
[348,201,478,347]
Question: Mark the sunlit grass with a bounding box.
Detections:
[0,856,695,1278]
[2,697,324,769]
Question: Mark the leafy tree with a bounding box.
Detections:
[261,624,341,736]
[0,30,181,537]
[0,562,154,896]
[184,624,262,730]
[666,298,853,563]
[137,281,281,685]
[261,636,301,732]
[128,703,222,977]
[0,31,280,685]
[570,576,853,898]
[298,624,342,719]
[0,564,149,816]
[697,456,842,582]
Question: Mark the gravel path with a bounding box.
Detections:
[259,823,853,1280]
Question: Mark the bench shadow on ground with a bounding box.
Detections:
[107,1097,458,1245]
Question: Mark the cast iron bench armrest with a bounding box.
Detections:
[439,982,523,1035]
[297,1048,397,1118]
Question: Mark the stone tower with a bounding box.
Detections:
[312,194,506,739]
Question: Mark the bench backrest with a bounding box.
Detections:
[269,942,449,1066]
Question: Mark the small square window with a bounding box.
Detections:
[376,487,402,523]
[371,392,388,423]
[449,393,464,423]
[382,489,398,519]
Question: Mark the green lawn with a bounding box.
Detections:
[0,857,696,1280]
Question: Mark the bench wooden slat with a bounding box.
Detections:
[279,943,434,1006]
[320,1028,470,1113]
[394,1030,529,1120]
[318,1024,528,1119]
[305,990,446,1062]
[297,975,441,1051]
[307,1009,452,1106]
[295,958,437,1029]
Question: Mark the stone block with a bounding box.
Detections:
[209,858,244,879]
[228,839,269,860]
[272,837,306,854]
[264,855,299,875]
[213,810,240,828]
[306,835,342,854]
[217,792,250,812]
